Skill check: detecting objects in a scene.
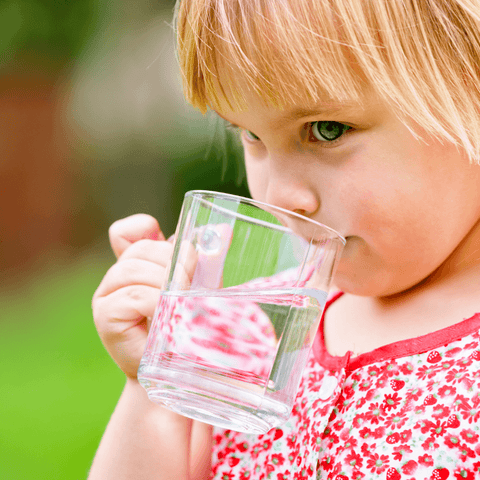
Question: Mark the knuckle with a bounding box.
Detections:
[108,218,124,237]
[126,238,155,256]
[116,258,140,278]
[124,238,174,263]
[92,297,107,328]
[133,213,158,226]
[159,241,175,262]
[124,284,147,303]
[92,274,112,302]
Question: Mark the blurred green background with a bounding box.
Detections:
[0,1,248,478]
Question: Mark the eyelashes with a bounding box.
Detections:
[245,130,260,141]
[224,120,353,145]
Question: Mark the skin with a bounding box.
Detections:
[90,91,480,477]
[215,90,480,356]
[91,215,212,480]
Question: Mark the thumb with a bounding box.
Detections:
[109,214,165,259]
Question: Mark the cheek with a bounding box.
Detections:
[330,170,440,294]
[345,166,443,253]
[244,153,268,202]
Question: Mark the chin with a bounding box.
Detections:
[332,275,376,297]
[332,258,394,298]
[331,237,386,297]
[330,238,372,295]
[333,267,419,298]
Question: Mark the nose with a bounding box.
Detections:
[263,159,320,217]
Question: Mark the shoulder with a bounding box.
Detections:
[320,332,480,479]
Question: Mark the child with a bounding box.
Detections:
[89,0,480,478]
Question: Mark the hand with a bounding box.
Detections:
[92,214,174,378]
[90,215,213,480]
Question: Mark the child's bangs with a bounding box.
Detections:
[175,0,366,113]
[176,0,480,161]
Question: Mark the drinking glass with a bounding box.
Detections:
[138,190,345,434]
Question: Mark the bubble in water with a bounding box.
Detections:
[197,227,222,254]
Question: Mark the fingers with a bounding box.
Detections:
[93,215,173,379]
[93,285,161,334]
[119,238,174,264]
[94,258,168,300]
[109,214,165,259]
[95,236,175,297]
[176,240,199,288]
[92,282,162,378]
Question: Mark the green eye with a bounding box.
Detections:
[245,130,260,141]
[312,121,350,142]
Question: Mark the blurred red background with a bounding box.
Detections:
[0,2,248,478]
[0,71,72,271]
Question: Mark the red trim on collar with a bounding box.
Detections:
[312,292,349,370]
[312,292,480,372]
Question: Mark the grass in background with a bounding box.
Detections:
[0,250,125,480]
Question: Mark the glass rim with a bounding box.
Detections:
[185,190,346,245]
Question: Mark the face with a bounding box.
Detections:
[215,91,480,298]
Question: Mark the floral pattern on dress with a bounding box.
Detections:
[211,314,480,480]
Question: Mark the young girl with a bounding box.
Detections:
[89,0,480,478]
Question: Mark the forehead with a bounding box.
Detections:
[196,0,368,115]
[211,65,372,129]
[214,101,367,131]
[211,55,369,121]
[179,0,479,162]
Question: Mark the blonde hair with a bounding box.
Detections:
[175,0,480,163]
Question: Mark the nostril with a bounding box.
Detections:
[293,209,307,216]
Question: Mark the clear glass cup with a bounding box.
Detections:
[138,191,345,434]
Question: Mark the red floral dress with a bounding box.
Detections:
[211,293,480,480]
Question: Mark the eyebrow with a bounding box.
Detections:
[213,103,360,129]
[282,105,359,120]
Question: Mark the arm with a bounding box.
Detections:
[89,379,194,480]
[89,214,212,480]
